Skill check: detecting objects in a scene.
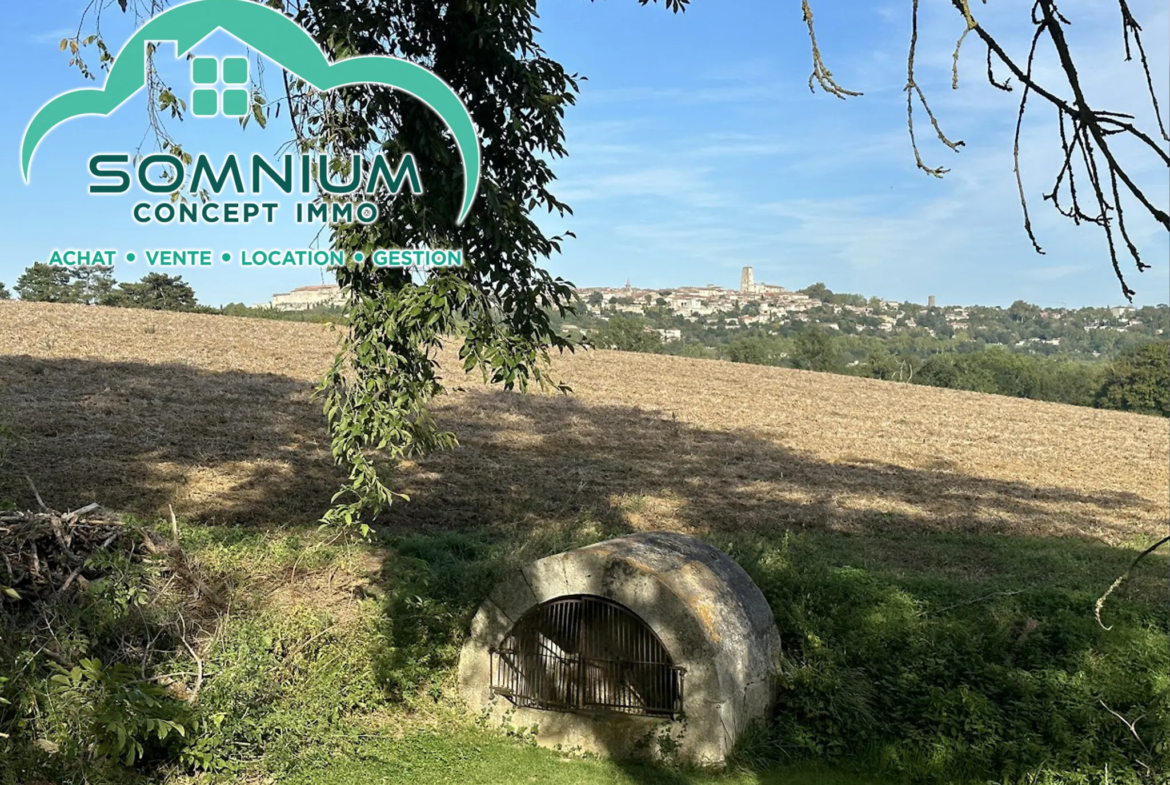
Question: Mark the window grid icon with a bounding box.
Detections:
[191,56,250,118]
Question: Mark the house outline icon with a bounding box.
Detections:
[20,0,482,224]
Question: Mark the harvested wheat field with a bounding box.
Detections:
[0,300,1165,546]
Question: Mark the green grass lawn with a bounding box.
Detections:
[179,521,1167,785]
[286,729,895,785]
[3,519,1166,785]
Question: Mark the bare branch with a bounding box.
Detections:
[906,0,965,177]
[951,27,972,90]
[1095,535,1169,630]
[801,1,863,100]
[931,0,1170,299]
[1011,20,1048,254]
[985,44,1013,92]
[1117,0,1170,143]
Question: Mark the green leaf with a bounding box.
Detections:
[252,100,267,129]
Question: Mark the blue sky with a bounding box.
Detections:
[1,0,1167,308]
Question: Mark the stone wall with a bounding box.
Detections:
[458,532,782,765]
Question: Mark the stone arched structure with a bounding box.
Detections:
[457,532,782,765]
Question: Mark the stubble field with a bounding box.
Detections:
[2,300,1169,784]
[0,300,1164,546]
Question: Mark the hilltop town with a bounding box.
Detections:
[257,267,1157,357]
[578,267,891,340]
[570,267,1147,347]
[259,283,346,311]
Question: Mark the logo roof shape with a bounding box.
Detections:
[21,0,480,224]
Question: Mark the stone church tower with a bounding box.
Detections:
[740,266,754,292]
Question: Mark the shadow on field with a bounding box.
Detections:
[0,356,1159,543]
[0,355,342,524]
[1,357,1166,781]
[383,391,1159,544]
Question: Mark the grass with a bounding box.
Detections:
[285,729,889,785]
[75,518,1152,785]
[0,302,1167,785]
[2,511,1166,784]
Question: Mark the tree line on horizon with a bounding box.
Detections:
[583,313,1170,418]
[4,263,1166,418]
[2,263,200,312]
[1,262,352,326]
[586,283,1167,361]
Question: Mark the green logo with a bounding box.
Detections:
[190,55,251,117]
[21,0,481,224]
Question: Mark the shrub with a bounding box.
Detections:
[1095,341,1170,417]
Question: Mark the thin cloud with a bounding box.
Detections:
[585,83,793,107]
[28,28,73,44]
[557,166,725,208]
[1023,265,1091,282]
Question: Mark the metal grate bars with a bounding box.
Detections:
[490,595,684,719]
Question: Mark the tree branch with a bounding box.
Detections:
[1095,535,1169,631]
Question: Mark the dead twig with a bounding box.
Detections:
[1095,535,1169,630]
[2,499,124,599]
[25,475,48,512]
[57,530,119,596]
[169,504,180,546]
[1099,700,1147,747]
[906,0,965,177]
[801,0,863,100]
[179,624,204,703]
[926,588,1027,616]
[62,502,101,524]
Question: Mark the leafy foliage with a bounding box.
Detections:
[591,315,663,353]
[0,282,11,300]
[726,336,786,366]
[105,272,199,312]
[791,325,844,373]
[914,346,1106,406]
[14,263,79,303]
[559,294,1168,414]
[730,531,1170,783]
[799,282,865,308]
[69,266,119,305]
[46,658,186,767]
[11,263,202,312]
[283,0,651,528]
[1095,341,1170,417]
[0,526,194,783]
[220,301,346,324]
[14,263,118,305]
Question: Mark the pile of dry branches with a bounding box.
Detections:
[0,499,127,603]
[1,479,220,612]
[0,481,224,711]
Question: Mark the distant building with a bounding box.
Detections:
[740,267,754,292]
[270,284,345,311]
[739,266,787,295]
[928,295,936,308]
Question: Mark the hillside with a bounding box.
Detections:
[2,300,1169,785]
[0,300,1164,542]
